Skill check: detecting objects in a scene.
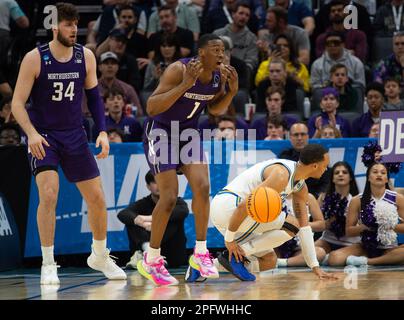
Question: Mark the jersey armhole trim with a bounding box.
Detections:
[260,162,291,183]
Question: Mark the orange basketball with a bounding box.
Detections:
[246,187,282,223]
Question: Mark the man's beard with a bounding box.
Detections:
[331,16,344,24]
[57,32,75,47]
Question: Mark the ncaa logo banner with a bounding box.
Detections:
[24,139,404,257]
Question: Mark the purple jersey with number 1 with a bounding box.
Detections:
[143,57,222,175]
[26,43,99,182]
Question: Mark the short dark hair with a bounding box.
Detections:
[267,114,287,128]
[56,2,80,23]
[329,0,346,9]
[330,63,347,75]
[145,170,155,185]
[217,115,236,125]
[103,86,125,102]
[325,30,345,42]
[198,33,222,49]
[0,95,12,111]
[265,86,285,99]
[267,6,288,24]
[118,5,138,17]
[366,82,385,97]
[384,77,400,87]
[106,128,124,139]
[158,5,176,16]
[234,2,251,13]
[299,144,328,165]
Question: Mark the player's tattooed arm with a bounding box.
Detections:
[292,184,310,227]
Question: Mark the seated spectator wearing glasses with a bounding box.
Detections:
[279,122,330,198]
[264,114,287,140]
[0,123,21,146]
[352,82,385,137]
[315,0,367,62]
[107,128,124,144]
[118,171,189,269]
[383,78,404,111]
[255,34,310,93]
[326,63,359,112]
[312,124,342,139]
[256,58,301,113]
[250,86,297,140]
[373,32,404,89]
[311,32,366,90]
[213,115,238,140]
[308,87,351,138]
[373,0,404,37]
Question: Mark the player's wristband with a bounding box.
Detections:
[224,230,236,242]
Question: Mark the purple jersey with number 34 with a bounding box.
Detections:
[150,58,222,130]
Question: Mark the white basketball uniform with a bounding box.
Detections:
[210,159,305,246]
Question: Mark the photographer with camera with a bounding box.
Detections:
[143,33,182,91]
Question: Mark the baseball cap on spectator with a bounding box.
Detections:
[109,28,128,42]
[100,51,119,64]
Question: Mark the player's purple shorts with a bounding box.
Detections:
[143,119,206,175]
[28,127,100,183]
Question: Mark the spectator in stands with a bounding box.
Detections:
[213,2,258,74]
[384,78,404,110]
[368,123,380,138]
[374,0,404,37]
[97,29,143,93]
[96,87,143,142]
[118,171,189,268]
[207,0,266,33]
[198,103,249,138]
[373,32,404,88]
[214,115,238,140]
[256,58,300,112]
[144,33,181,91]
[313,124,342,139]
[0,95,12,125]
[311,31,366,89]
[264,114,287,140]
[255,34,310,92]
[97,51,143,115]
[327,63,359,112]
[251,86,297,140]
[161,0,205,17]
[313,0,372,48]
[315,0,368,62]
[279,122,331,198]
[257,6,310,66]
[148,6,195,59]
[352,82,385,137]
[308,87,351,138]
[0,0,29,84]
[147,0,200,41]
[203,0,238,34]
[272,0,315,35]
[107,128,124,143]
[0,123,21,146]
[95,5,148,60]
[0,72,12,99]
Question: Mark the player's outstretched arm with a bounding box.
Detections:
[147,60,201,116]
[207,65,238,116]
[11,50,49,160]
[83,48,109,159]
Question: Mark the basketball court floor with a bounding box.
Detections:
[1,266,404,300]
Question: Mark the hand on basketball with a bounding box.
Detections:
[95,131,110,159]
[312,266,340,280]
[182,59,203,88]
[28,132,49,160]
[225,240,245,263]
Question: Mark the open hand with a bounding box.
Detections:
[225,240,245,263]
[95,131,110,159]
[182,59,203,88]
[28,132,49,160]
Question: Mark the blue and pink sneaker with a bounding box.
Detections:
[137,253,179,286]
[187,249,219,281]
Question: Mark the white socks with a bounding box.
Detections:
[147,247,161,262]
[92,238,107,256]
[277,258,288,267]
[141,242,150,252]
[41,245,55,265]
[195,240,207,254]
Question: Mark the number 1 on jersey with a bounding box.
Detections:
[187,102,200,119]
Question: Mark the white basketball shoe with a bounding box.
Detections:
[40,263,60,285]
[87,246,127,280]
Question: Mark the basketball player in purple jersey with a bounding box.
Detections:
[11,3,126,285]
[139,34,238,286]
